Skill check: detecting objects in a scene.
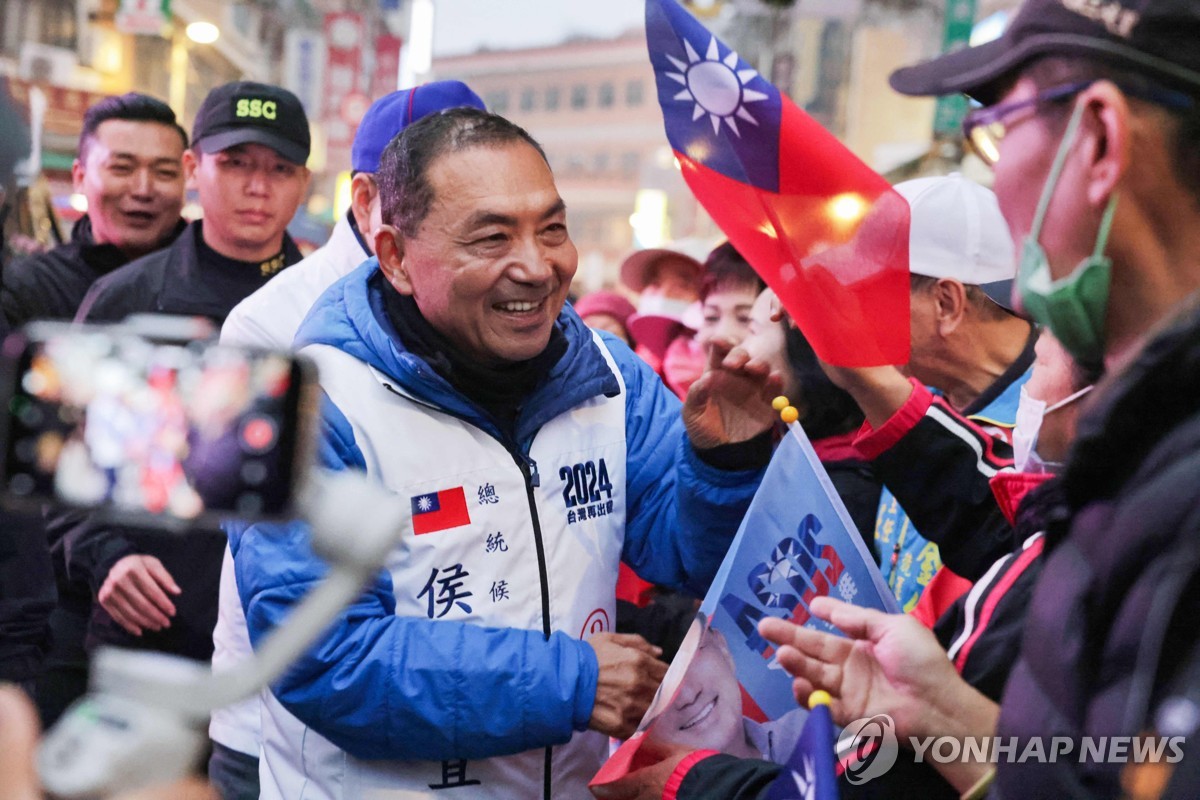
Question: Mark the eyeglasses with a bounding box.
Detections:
[963,79,1196,167]
[961,81,1094,167]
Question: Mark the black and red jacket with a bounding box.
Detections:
[665,382,1056,800]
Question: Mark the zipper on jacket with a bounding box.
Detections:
[383,383,552,633]
[512,452,550,638]
[514,451,554,800]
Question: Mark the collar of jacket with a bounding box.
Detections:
[963,323,1039,423]
[296,259,622,450]
[72,214,187,275]
[1062,288,1200,510]
[154,221,303,316]
[989,471,1056,526]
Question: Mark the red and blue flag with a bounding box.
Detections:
[411,487,471,535]
[646,0,911,367]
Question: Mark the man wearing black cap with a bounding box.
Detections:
[75,81,310,323]
[56,83,311,707]
[597,3,1200,799]
[836,1,1200,797]
[586,3,1200,799]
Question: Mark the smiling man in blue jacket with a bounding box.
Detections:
[228,107,780,799]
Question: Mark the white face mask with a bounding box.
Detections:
[1012,384,1095,472]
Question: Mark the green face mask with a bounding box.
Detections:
[1017,98,1119,368]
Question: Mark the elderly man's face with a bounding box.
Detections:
[396,141,577,364]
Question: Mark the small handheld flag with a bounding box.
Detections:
[646,0,911,367]
[764,691,840,800]
[592,401,898,788]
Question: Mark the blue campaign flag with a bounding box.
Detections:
[764,700,840,800]
[593,424,898,787]
[700,423,898,720]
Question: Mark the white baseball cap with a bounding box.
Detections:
[894,173,1016,310]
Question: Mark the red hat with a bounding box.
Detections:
[619,248,703,293]
[573,291,637,327]
[627,296,699,360]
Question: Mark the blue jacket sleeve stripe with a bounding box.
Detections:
[318,389,367,472]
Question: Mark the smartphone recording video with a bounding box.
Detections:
[0,322,315,524]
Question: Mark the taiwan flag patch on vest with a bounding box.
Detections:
[411,487,471,535]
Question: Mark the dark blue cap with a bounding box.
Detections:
[350,80,486,173]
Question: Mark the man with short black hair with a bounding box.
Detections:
[60,82,310,694]
[76,81,310,324]
[209,80,485,800]
[231,106,780,799]
[1,92,187,326]
[221,80,485,349]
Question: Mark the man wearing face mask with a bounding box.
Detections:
[593,334,1098,800]
[889,0,1200,795]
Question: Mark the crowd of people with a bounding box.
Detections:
[0,0,1198,797]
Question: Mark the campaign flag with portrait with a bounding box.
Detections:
[591,424,897,788]
[646,0,911,367]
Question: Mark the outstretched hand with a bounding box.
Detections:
[683,340,782,450]
[758,597,989,741]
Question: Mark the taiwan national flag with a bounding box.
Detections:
[411,487,471,535]
[646,0,911,367]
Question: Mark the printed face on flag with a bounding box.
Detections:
[608,612,810,773]
[640,617,759,758]
[646,0,911,367]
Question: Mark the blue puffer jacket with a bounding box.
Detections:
[227,262,765,797]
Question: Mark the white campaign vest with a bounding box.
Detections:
[259,333,630,800]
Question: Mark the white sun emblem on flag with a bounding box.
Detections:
[665,36,769,137]
[791,755,818,800]
[417,496,433,512]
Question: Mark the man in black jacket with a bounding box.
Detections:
[1,93,187,326]
[1,92,186,726]
[77,82,310,325]
[60,82,309,677]
[885,0,1200,796]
